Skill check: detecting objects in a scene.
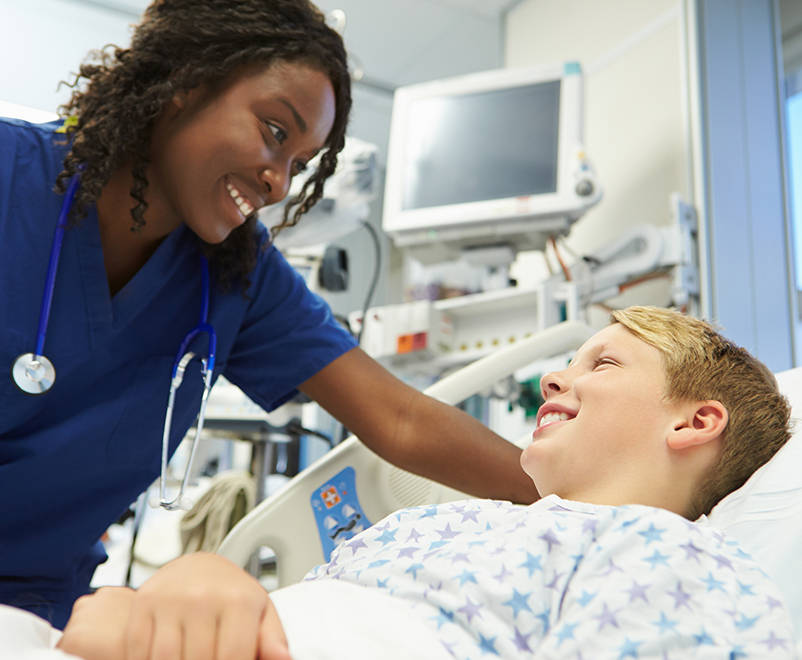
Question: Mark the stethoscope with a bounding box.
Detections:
[11,172,217,511]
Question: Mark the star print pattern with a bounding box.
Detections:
[303,495,795,659]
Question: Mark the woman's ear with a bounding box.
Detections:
[667,400,728,450]
[172,89,191,110]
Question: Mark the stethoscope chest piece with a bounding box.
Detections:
[12,353,56,394]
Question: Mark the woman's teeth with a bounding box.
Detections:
[539,411,570,427]
[226,182,255,217]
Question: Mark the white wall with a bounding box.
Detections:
[505,0,689,318]
[0,0,137,114]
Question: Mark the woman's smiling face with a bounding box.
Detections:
[521,323,682,504]
[146,59,336,244]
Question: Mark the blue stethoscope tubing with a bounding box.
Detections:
[11,171,217,511]
[10,173,82,394]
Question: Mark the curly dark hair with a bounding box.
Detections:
[55,0,351,291]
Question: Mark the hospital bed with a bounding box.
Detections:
[216,320,595,586]
[217,321,802,644]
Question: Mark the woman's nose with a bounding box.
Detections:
[259,165,291,204]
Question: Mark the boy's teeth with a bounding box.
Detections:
[226,182,254,216]
[539,412,570,427]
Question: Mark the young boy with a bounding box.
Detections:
[56,306,795,660]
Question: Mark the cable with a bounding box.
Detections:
[549,237,572,281]
[357,220,382,345]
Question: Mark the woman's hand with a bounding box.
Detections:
[60,553,290,660]
[57,586,136,660]
[125,553,283,660]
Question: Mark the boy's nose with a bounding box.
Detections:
[540,370,568,399]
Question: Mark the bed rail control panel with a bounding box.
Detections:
[311,467,372,560]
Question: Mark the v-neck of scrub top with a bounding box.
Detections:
[75,208,193,345]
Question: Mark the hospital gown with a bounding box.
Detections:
[293,494,795,659]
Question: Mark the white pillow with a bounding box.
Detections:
[708,366,802,638]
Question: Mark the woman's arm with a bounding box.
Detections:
[299,347,539,504]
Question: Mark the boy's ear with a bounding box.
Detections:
[667,400,728,450]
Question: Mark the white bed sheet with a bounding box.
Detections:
[0,604,78,660]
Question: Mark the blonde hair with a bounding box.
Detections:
[610,306,791,520]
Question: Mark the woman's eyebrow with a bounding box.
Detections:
[278,98,307,133]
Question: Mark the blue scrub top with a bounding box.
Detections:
[0,117,358,627]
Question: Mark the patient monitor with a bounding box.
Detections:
[382,62,602,265]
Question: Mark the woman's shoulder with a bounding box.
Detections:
[0,117,67,180]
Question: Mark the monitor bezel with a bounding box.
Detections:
[382,62,592,245]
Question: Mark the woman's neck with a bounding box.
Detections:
[96,165,177,297]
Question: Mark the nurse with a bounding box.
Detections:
[0,0,538,629]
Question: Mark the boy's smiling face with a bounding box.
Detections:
[521,323,686,507]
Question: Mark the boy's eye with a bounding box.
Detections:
[293,161,308,176]
[594,358,616,369]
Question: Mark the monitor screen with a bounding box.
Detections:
[401,81,561,211]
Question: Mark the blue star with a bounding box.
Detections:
[427,540,448,552]
[555,622,578,647]
[455,569,478,586]
[478,634,499,655]
[735,547,752,560]
[617,637,643,659]
[405,563,425,579]
[520,552,543,576]
[643,550,670,569]
[737,581,754,595]
[376,577,389,588]
[702,572,726,592]
[577,590,597,607]
[735,614,759,631]
[430,607,454,629]
[368,559,390,569]
[693,628,715,645]
[511,627,533,652]
[638,523,666,545]
[419,505,440,519]
[617,518,640,532]
[731,644,747,658]
[653,611,678,634]
[536,608,551,633]
[503,589,532,618]
[374,529,397,546]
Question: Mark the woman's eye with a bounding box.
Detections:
[267,122,287,144]
[594,358,616,369]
